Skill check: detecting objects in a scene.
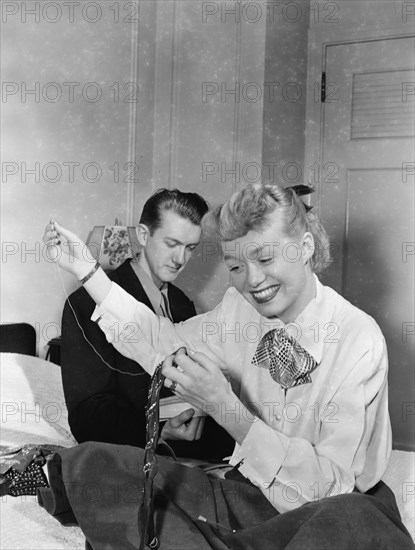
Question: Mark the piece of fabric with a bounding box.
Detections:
[3,461,48,496]
[0,445,61,497]
[91,275,392,513]
[38,442,415,550]
[61,259,234,460]
[251,328,318,390]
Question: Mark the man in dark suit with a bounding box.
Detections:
[61,189,234,459]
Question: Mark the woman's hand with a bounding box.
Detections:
[43,219,95,280]
[162,349,251,445]
[162,349,231,416]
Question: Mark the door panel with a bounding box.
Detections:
[321,37,415,450]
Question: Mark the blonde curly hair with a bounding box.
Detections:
[205,182,331,274]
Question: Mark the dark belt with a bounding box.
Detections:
[138,361,165,550]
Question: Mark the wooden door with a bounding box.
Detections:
[320,36,415,450]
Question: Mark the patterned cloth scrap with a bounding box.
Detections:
[252,328,318,389]
[0,444,61,497]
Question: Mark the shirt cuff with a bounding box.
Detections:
[231,420,290,489]
[90,282,164,375]
[91,282,138,325]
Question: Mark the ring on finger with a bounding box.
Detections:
[169,380,178,393]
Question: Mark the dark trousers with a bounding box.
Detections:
[38,442,414,550]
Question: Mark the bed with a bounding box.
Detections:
[0,353,84,549]
[1,352,414,548]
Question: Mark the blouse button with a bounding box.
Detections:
[275,414,282,421]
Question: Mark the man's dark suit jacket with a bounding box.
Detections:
[61,259,234,459]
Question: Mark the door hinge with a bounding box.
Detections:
[321,72,326,103]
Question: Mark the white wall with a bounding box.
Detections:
[1,1,270,351]
[151,1,268,311]
[309,0,413,30]
[262,1,310,184]
[1,2,142,355]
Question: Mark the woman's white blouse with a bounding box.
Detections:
[91,277,391,513]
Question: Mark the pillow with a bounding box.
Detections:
[0,353,77,451]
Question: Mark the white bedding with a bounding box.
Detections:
[1,353,414,548]
[383,449,415,540]
[0,353,84,549]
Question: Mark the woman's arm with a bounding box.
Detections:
[43,220,228,375]
[43,219,168,374]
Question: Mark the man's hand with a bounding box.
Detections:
[160,409,205,441]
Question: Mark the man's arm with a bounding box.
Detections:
[61,289,147,447]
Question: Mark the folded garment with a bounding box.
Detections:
[38,442,415,550]
[37,453,78,526]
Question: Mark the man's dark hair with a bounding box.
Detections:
[139,188,209,234]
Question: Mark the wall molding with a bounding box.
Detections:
[126,12,140,225]
[151,3,266,195]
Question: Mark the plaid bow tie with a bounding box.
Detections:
[252,329,317,389]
